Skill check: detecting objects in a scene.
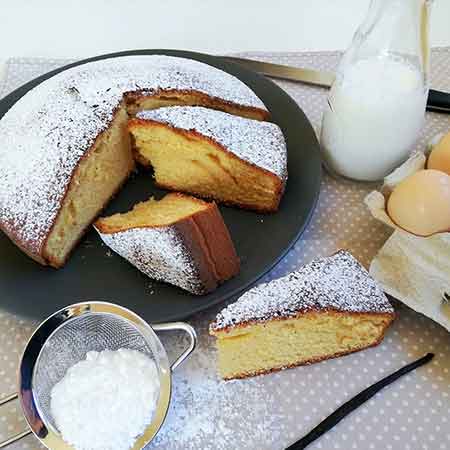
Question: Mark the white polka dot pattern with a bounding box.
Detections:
[0,50,449,450]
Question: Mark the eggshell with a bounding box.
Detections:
[387,169,450,236]
[428,131,450,175]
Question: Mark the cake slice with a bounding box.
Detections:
[210,250,395,379]
[94,193,239,295]
[128,106,287,213]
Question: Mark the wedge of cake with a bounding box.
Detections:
[210,250,395,379]
[94,193,239,295]
[128,106,287,213]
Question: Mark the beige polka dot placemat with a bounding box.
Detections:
[0,50,449,450]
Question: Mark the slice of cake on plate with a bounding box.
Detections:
[210,250,395,380]
[128,106,287,213]
[94,193,239,295]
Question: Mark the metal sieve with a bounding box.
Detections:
[0,301,197,449]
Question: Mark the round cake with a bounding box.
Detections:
[0,55,269,267]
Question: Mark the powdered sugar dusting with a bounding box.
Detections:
[137,106,287,181]
[211,250,394,331]
[0,55,266,256]
[51,349,159,450]
[150,330,283,450]
[95,225,205,294]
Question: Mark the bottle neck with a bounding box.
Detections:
[343,0,432,83]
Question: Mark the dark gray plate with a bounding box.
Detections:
[0,49,321,323]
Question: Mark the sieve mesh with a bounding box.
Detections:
[32,312,157,432]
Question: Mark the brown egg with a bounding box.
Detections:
[428,131,450,175]
[387,169,450,236]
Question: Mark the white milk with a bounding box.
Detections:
[320,57,427,181]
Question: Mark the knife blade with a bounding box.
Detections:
[223,56,335,87]
[223,56,450,114]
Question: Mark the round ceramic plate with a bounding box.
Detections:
[0,49,321,323]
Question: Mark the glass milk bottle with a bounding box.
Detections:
[320,0,433,182]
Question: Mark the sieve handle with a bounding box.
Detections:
[152,322,197,371]
[0,393,32,448]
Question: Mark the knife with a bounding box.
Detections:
[223,56,450,114]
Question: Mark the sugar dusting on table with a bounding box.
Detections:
[50,348,160,450]
[150,331,283,450]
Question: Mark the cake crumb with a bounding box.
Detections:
[137,106,287,182]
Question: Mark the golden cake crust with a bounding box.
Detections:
[210,308,395,336]
[210,250,395,332]
[95,193,240,295]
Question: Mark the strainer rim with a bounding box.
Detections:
[18,301,172,450]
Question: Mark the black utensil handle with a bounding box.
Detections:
[287,353,434,450]
[427,89,450,114]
